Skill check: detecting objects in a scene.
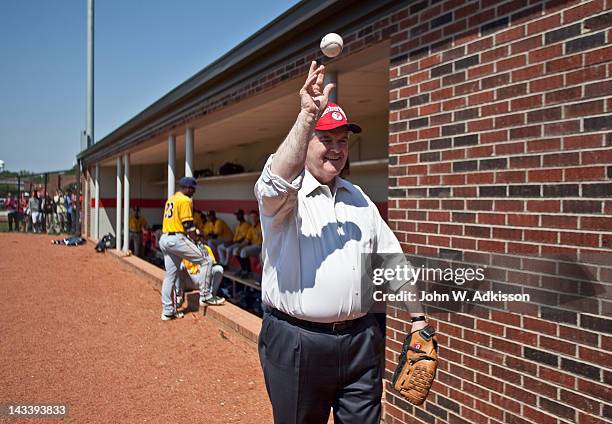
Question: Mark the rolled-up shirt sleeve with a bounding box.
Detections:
[254,154,304,221]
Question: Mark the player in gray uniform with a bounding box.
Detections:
[158,177,220,321]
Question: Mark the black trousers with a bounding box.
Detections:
[258,310,384,424]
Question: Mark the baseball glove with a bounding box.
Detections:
[391,325,438,405]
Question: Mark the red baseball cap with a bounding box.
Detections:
[315,102,362,133]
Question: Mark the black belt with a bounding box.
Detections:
[270,308,367,333]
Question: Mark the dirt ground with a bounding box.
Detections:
[0,233,272,423]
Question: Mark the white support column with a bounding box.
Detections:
[83,168,89,238]
[122,154,130,252]
[185,127,194,178]
[323,71,337,104]
[94,163,100,240]
[115,157,122,251]
[168,134,176,198]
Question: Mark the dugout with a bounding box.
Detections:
[78,1,612,423]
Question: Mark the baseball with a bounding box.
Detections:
[320,33,343,58]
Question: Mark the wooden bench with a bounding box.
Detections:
[222,270,261,299]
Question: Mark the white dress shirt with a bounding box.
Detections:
[254,154,403,323]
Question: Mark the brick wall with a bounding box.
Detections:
[385,1,611,423]
[92,0,609,421]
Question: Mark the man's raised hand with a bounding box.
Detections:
[300,61,335,117]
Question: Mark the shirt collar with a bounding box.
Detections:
[303,169,350,196]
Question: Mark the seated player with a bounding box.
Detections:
[217,209,251,267]
[235,210,263,278]
[193,209,205,233]
[205,210,233,250]
[177,242,225,306]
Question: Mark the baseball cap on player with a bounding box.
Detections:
[315,102,362,133]
[178,176,197,188]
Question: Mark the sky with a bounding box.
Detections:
[0,0,299,173]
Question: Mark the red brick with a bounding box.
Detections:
[523,376,558,398]
[468,118,494,132]
[528,14,562,34]
[578,378,611,401]
[564,134,604,149]
[456,2,480,19]
[560,232,600,247]
[468,90,495,106]
[474,398,505,420]
[495,141,525,155]
[496,25,525,44]
[544,120,581,136]
[491,393,522,413]
[527,138,561,153]
[584,80,612,98]
[482,46,509,64]
[560,390,601,415]
[511,95,543,111]
[495,200,525,212]
[544,87,584,104]
[581,216,612,231]
[481,130,508,143]
[507,241,540,254]
[571,38,603,65]
[578,412,608,424]
[563,0,605,24]
[512,35,544,55]
[528,169,563,182]
[547,54,584,73]
[522,405,557,424]
[565,166,606,181]
[419,78,440,92]
[495,113,525,128]
[524,229,558,243]
[466,145,494,158]
[528,44,563,64]
[490,312,521,329]
[497,55,527,72]
[482,101,510,116]
[512,63,545,81]
[565,100,605,118]
[462,406,490,424]
[442,175,465,185]
[539,367,576,389]
[478,240,506,252]
[543,152,578,167]
[505,384,537,405]
[508,213,539,226]
[579,346,612,364]
[495,170,525,184]
[419,53,442,69]
[431,87,453,101]
[529,74,564,92]
[540,335,577,356]
[541,215,578,229]
[468,63,494,78]
[566,64,607,85]
[467,172,495,184]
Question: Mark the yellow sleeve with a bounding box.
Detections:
[220,220,233,239]
[177,198,193,223]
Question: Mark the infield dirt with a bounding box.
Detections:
[0,233,272,423]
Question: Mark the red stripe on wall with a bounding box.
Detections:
[91,198,165,209]
[95,198,389,221]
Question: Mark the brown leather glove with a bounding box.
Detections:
[391,325,438,405]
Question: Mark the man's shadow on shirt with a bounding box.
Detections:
[278,190,370,292]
